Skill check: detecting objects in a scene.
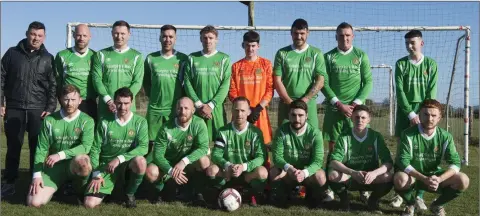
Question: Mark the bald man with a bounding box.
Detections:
[55,24,98,120]
[144,97,211,205]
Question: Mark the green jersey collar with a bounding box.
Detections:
[290,123,308,137]
[112,46,130,53]
[71,47,89,57]
[232,122,249,135]
[336,46,354,55]
[115,112,133,126]
[352,128,368,143]
[291,44,309,53]
[201,50,218,58]
[175,117,192,132]
[161,50,177,59]
[418,124,436,140]
[60,109,81,122]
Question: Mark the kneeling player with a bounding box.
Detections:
[328,105,393,213]
[27,85,94,207]
[206,97,268,207]
[394,99,469,216]
[84,88,148,208]
[269,100,328,208]
[144,97,210,204]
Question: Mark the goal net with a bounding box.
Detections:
[66,23,471,164]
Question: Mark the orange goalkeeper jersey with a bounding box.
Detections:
[229,57,273,144]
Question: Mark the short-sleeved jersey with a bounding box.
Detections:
[152,116,209,173]
[396,125,461,176]
[395,55,438,115]
[55,48,96,100]
[271,122,324,177]
[273,44,326,99]
[144,51,188,116]
[34,110,95,174]
[322,46,372,105]
[184,51,231,108]
[330,128,392,171]
[212,122,266,172]
[92,47,144,110]
[90,112,148,177]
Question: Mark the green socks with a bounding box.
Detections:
[433,187,462,206]
[126,172,145,196]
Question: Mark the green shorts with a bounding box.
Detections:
[278,99,319,129]
[395,103,421,137]
[85,162,132,196]
[42,159,89,191]
[322,106,353,142]
[146,110,172,141]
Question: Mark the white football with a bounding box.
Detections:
[218,188,242,212]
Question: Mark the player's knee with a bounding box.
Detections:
[393,172,410,190]
[314,169,326,186]
[455,172,470,191]
[84,198,99,209]
[328,170,341,182]
[206,164,219,177]
[197,156,211,171]
[72,155,92,177]
[145,164,160,183]
[131,156,147,174]
[256,166,268,180]
[28,198,44,208]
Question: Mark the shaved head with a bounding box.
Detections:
[74,24,91,51]
[176,97,195,124]
[176,97,194,109]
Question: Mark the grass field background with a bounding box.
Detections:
[1,100,478,216]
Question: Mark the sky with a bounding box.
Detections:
[1,1,479,107]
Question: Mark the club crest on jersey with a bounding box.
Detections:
[214,61,221,67]
[174,63,179,69]
[255,68,262,74]
[352,58,360,65]
[187,135,193,141]
[305,57,312,63]
[124,58,129,64]
[423,70,429,76]
[108,131,114,137]
[367,146,373,152]
[434,146,439,152]
[74,127,82,134]
[128,129,135,137]
[245,140,251,149]
[54,128,61,133]
[304,143,312,150]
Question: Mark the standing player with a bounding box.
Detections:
[328,105,393,213]
[206,96,268,207]
[55,24,97,120]
[27,84,94,207]
[144,97,211,205]
[391,30,438,209]
[143,24,188,147]
[273,18,326,129]
[322,22,373,202]
[229,30,274,145]
[84,87,148,208]
[184,25,231,142]
[394,99,469,216]
[92,20,144,118]
[269,100,328,208]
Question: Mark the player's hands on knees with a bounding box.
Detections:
[173,172,188,185]
[46,154,61,168]
[286,166,297,179]
[172,161,187,178]
[232,164,244,177]
[88,176,105,194]
[427,175,442,191]
[364,170,378,184]
[351,170,366,184]
[410,116,421,126]
[106,158,120,174]
[29,177,44,195]
[294,170,306,183]
[225,165,234,181]
[106,100,117,113]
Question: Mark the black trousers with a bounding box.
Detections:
[78,98,98,122]
[3,108,43,183]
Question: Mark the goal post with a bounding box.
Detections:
[66,22,471,165]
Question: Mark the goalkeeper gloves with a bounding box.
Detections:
[247,104,264,123]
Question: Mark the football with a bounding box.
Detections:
[217,188,242,212]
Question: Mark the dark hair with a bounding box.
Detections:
[161,24,176,33]
[336,22,353,32]
[404,30,422,39]
[200,25,218,37]
[112,20,131,32]
[232,96,251,107]
[420,99,443,116]
[353,105,371,116]
[61,84,81,97]
[291,18,309,31]
[114,87,133,101]
[289,99,308,113]
[27,21,46,33]
[243,30,260,43]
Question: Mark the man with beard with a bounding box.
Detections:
[206,96,268,207]
[394,99,469,216]
[144,97,210,205]
[55,24,97,120]
[27,84,94,207]
[143,24,189,149]
[269,99,328,208]
[92,20,144,118]
[273,18,326,129]
[84,87,148,208]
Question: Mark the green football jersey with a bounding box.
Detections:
[271,122,324,177]
[54,47,97,100]
[273,44,326,99]
[395,55,438,116]
[90,112,149,177]
[184,51,231,109]
[330,128,392,171]
[34,110,95,175]
[144,51,188,116]
[92,47,144,114]
[322,46,372,105]
[212,122,266,172]
[152,116,209,174]
[396,125,461,176]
